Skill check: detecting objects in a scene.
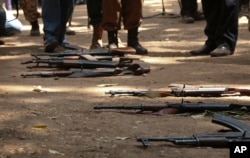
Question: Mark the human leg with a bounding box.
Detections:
[102,0,121,48]
[21,0,41,36]
[189,0,204,20]
[58,0,74,44]
[210,0,239,57]
[123,0,148,54]
[42,0,61,51]
[42,0,74,52]
[87,0,103,49]
[0,5,5,44]
[180,0,194,23]
[190,0,218,55]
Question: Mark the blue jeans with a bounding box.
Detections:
[42,0,74,44]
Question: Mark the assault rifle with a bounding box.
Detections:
[21,68,122,78]
[105,84,250,97]
[31,47,136,57]
[21,63,150,77]
[93,101,250,114]
[22,55,139,66]
[21,58,132,69]
[137,113,250,147]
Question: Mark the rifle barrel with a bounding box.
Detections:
[93,104,168,111]
[21,71,73,77]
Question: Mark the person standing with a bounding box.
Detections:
[42,0,74,52]
[102,0,148,55]
[21,0,41,36]
[190,0,239,57]
[179,0,204,23]
[86,0,103,49]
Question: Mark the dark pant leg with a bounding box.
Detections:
[102,0,121,31]
[87,0,102,25]
[202,0,238,51]
[59,0,74,43]
[42,0,73,43]
[42,0,61,42]
[21,0,40,23]
[189,0,198,13]
[181,0,197,15]
[201,0,220,46]
[121,0,142,30]
[217,0,238,51]
[0,6,6,36]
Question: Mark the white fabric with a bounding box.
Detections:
[4,8,22,32]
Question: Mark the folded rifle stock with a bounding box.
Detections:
[137,113,250,147]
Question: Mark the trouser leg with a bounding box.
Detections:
[202,0,238,51]
[42,0,73,44]
[87,0,103,49]
[87,0,102,25]
[102,0,121,31]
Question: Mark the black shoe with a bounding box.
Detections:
[182,15,194,23]
[0,40,4,45]
[44,40,59,52]
[190,45,216,56]
[30,28,40,36]
[128,43,148,55]
[191,11,204,21]
[210,45,233,57]
[30,20,40,36]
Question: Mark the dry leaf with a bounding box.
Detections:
[49,149,65,156]
[32,123,47,129]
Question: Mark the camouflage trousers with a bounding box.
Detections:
[21,0,41,22]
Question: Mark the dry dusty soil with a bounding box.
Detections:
[0,1,250,158]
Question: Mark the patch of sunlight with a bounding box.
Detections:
[0,84,108,96]
[239,16,248,24]
[0,84,165,97]
[141,56,181,64]
[140,23,160,31]
[21,24,32,31]
[144,0,165,6]
[164,28,181,32]
[0,54,29,60]
[1,142,46,156]
[0,85,33,93]
[1,37,41,47]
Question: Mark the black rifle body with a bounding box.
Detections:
[94,102,250,113]
[137,114,250,147]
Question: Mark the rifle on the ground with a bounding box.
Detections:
[21,62,150,77]
[137,113,250,147]
[21,68,122,78]
[93,101,250,114]
[22,55,139,66]
[21,58,132,69]
[105,83,250,97]
[31,47,136,57]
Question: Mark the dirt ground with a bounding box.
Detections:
[1,1,250,158]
